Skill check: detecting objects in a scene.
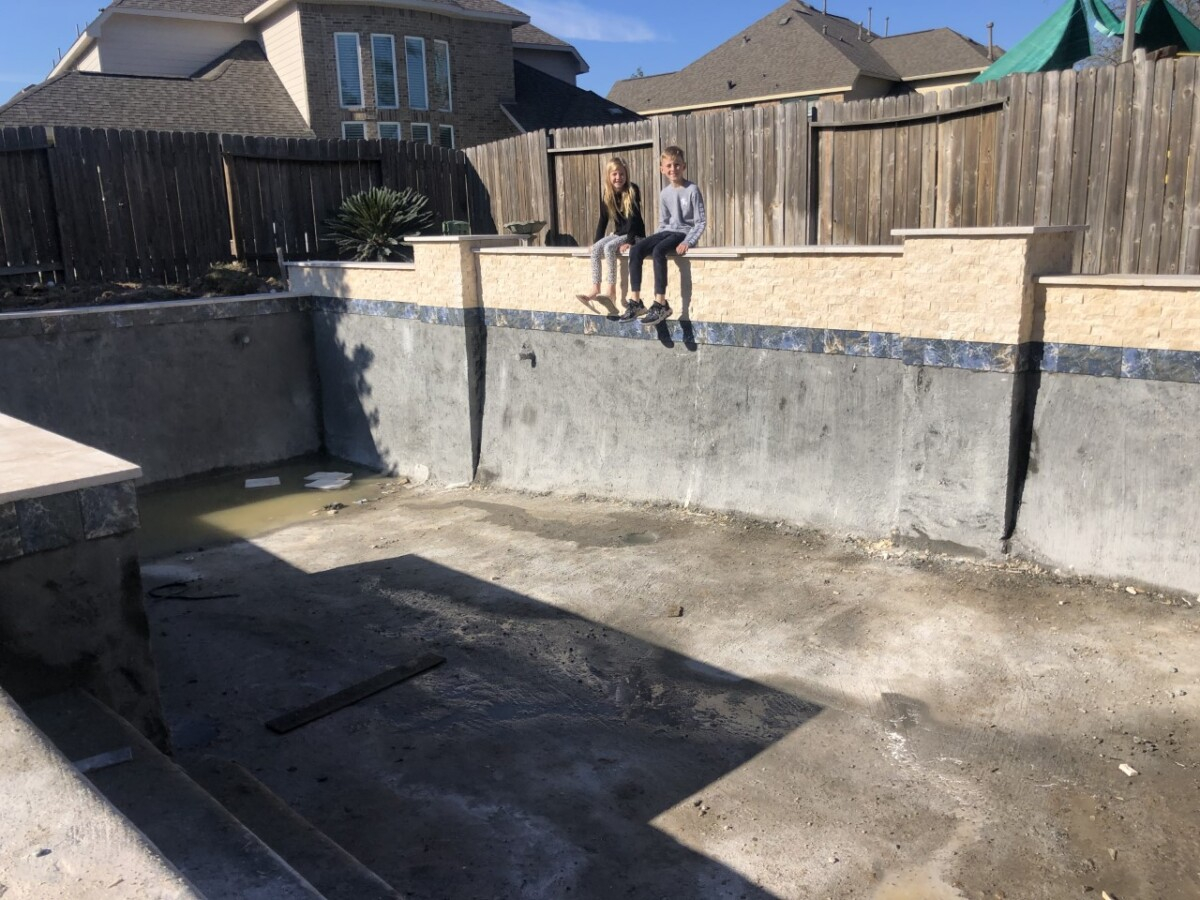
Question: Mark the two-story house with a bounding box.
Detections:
[608,1,998,116]
[0,0,639,147]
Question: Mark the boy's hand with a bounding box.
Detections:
[677,243,689,255]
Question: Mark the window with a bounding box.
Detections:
[410,122,432,143]
[378,122,401,140]
[342,122,367,140]
[437,124,455,149]
[405,36,428,110]
[334,33,363,108]
[432,40,452,112]
[372,34,398,109]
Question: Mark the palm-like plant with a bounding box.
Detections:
[324,186,434,261]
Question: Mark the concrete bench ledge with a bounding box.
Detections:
[0,413,141,504]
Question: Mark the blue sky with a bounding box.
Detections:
[2,0,1074,104]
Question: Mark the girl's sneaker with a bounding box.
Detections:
[617,299,646,322]
[640,301,672,326]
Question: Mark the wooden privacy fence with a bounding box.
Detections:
[0,126,472,285]
[466,55,1200,275]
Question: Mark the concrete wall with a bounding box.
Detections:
[0,295,321,485]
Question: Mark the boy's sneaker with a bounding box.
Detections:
[617,299,646,322]
[640,301,672,326]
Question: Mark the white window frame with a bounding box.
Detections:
[432,39,452,112]
[334,32,364,109]
[342,122,367,140]
[405,36,429,111]
[437,124,455,149]
[410,122,432,144]
[378,121,402,140]
[371,34,399,109]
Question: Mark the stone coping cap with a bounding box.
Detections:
[0,292,304,322]
[480,245,904,259]
[1037,274,1200,288]
[405,234,528,244]
[893,225,1086,238]
[0,413,142,503]
[288,260,416,271]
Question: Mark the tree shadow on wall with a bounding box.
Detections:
[314,331,389,473]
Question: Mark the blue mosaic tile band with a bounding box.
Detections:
[0,295,305,340]
[1040,342,1200,384]
[316,298,1200,383]
[0,503,20,562]
[314,296,474,327]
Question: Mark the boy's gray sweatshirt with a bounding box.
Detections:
[657,180,707,247]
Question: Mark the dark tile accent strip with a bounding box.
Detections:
[0,503,20,562]
[16,494,84,555]
[315,296,468,327]
[1039,343,1200,384]
[0,295,305,340]
[80,482,140,540]
[314,299,1200,384]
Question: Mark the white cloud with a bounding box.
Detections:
[516,0,659,42]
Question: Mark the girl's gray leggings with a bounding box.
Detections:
[589,233,626,286]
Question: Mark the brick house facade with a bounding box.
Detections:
[0,1,636,146]
[299,4,517,148]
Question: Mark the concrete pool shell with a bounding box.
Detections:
[3,226,1200,897]
[136,483,1200,898]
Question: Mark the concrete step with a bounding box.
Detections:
[184,757,401,900]
[21,691,325,900]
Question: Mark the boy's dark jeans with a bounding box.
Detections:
[629,231,686,295]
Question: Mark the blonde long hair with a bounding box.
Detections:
[602,157,636,221]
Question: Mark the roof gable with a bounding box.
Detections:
[503,61,641,133]
[872,28,995,78]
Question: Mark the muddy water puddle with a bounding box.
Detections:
[137,457,395,558]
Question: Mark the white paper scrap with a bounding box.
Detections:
[245,477,281,488]
[306,478,351,491]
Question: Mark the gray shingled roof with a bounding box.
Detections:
[872,29,998,78]
[607,1,992,112]
[104,0,528,20]
[512,23,571,47]
[0,41,314,137]
[502,61,641,134]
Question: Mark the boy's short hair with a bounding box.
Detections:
[660,145,686,164]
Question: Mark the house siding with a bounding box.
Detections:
[298,2,518,147]
[78,46,102,73]
[94,16,256,77]
[260,5,310,124]
[513,47,577,86]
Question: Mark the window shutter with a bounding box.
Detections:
[342,122,367,140]
[410,123,432,143]
[437,125,454,149]
[378,122,401,140]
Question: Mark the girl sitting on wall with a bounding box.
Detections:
[577,157,644,303]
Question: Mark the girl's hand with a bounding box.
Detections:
[619,243,631,253]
